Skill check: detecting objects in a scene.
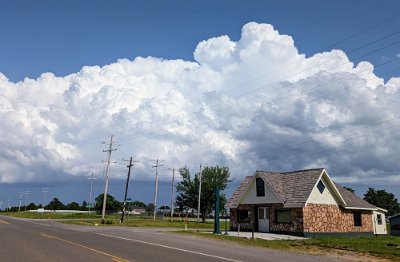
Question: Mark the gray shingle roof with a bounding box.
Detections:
[225,176,253,208]
[226,168,379,210]
[334,182,376,209]
[258,168,324,208]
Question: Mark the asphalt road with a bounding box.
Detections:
[0,216,339,262]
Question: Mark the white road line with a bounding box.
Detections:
[96,233,244,262]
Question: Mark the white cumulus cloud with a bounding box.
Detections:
[0,22,399,190]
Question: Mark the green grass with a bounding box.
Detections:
[176,231,400,261]
[1,211,99,219]
[61,216,219,230]
[303,236,400,260]
[0,212,221,229]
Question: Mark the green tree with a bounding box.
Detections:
[146,203,155,213]
[81,200,88,211]
[65,201,81,210]
[175,167,197,214]
[45,198,65,211]
[95,194,121,213]
[343,187,355,194]
[363,188,400,216]
[26,202,38,211]
[132,201,146,208]
[176,165,231,222]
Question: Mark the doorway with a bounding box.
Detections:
[258,207,269,232]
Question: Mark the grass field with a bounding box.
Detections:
[176,231,400,261]
[0,211,220,229]
[1,211,99,219]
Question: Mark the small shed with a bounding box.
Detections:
[389,213,400,236]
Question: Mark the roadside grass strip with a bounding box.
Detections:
[175,231,400,261]
[40,232,130,262]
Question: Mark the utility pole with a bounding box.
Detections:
[152,158,164,220]
[197,164,207,223]
[101,135,117,224]
[168,167,175,222]
[87,173,96,213]
[23,191,30,211]
[41,188,49,208]
[7,198,11,212]
[120,157,139,223]
[0,201,3,211]
[18,193,24,212]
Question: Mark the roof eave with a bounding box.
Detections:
[344,206,377,211]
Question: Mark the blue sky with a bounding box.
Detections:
[1,1,400,207]
[1,0,400,82]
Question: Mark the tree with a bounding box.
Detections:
[175,165,231,222]
[343,187,355,194]
[81,201,88,211]
[175,167,197,214]
[146,203,155,213]
[363,188,400,216]
[95,194,121,213]
[132,201,146,208]
[26,202,38,211]
[45,198,65,211]
[65,201,81,210]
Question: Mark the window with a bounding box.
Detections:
[353,211,362,227]
[276,210,292,223]
[317,180,325,194]
[237,210,252,223]
[256,178,265,197]
[377,214,382,225]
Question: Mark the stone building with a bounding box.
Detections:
[226,168,387,237]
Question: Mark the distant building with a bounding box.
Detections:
[388,213,400,236]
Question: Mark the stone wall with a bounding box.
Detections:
[303,204,373,233]
[269,204,304,233]
[229,204,254,231]
[230,204,304,232]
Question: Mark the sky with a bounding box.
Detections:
[1,0,400,209]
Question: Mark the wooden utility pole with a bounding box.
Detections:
[169,167,175,222]
[120,157,138,223]
[101,135,117,224]
[152,158,164,220]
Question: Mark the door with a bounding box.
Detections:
[373,211,387,235]
[258,207,269,232]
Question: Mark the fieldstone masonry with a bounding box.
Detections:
[303,204,373,233]
[230,203,373,234]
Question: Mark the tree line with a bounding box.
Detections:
[2,166,399,217]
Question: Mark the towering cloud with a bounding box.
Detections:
[0,22,399,187]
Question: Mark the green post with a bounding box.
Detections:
[213,188,221,234]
